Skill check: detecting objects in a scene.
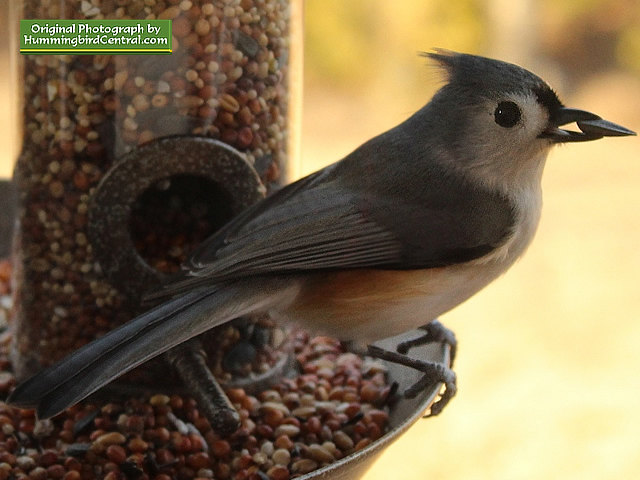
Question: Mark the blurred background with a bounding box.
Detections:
[1,1,639,479]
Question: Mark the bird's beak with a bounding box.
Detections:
[539,107,636,143]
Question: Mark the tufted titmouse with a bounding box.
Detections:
[8,50,635,419]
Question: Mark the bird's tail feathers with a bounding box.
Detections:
[7,279,296,419]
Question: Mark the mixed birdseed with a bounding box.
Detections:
[1,260,393,480]
[12,0,294,379]
[5,2,397,477]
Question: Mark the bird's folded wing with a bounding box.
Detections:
[146,165,514,302]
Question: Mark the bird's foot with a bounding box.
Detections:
[397,319,457,365]
[366,345,456,416]
[367,321,457,416]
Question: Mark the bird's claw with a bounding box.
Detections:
[396,319,457,365]
[366,342,457,417]
[405,361,456,417]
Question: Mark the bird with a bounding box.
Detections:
[8,50,635,420]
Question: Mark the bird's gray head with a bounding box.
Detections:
[422,50,635,193]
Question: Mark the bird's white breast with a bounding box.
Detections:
[284,164,544,343]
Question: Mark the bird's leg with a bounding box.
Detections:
[165,339,241,435]
[396,319,457,365]
[366,344,456,416]
[366,320,457,416]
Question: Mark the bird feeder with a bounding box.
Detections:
[3,1,454,479]
[10,0,300,383]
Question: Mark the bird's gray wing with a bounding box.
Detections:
[148,159,515,301]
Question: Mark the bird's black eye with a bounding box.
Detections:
[494,101,521,128]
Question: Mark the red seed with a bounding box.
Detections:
[125,415,145,434]
[38,450,59,467]
[172,17,191,37]
[211,440,231,458]
[367,423,382,440]
[63,471,81,480]
[221,128,238,145]
[0,452,15,466]
[169,395,184,410]
[256,424,274,438]
[106,445,126,464]
[273,435,294,451]
[360,383,381,404]
[188,433,205,451]
[153,427,171,443]
[172,434,192,453]
[304,417,321,435]
[266,465,290,480]
[354,438,371,451]
[64,457,81,472]
[198,85,216,99]
[353,421,367,436]
[263,409,284,428]
[324,419,340,432]
[344,403,361,419]
[186,452,210,469]
[365,409,388,428]
[72,171,88,190]
[46,464,66,479]
[155,448,175,466]
[237,127,254,148]
[128,437,149,453]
